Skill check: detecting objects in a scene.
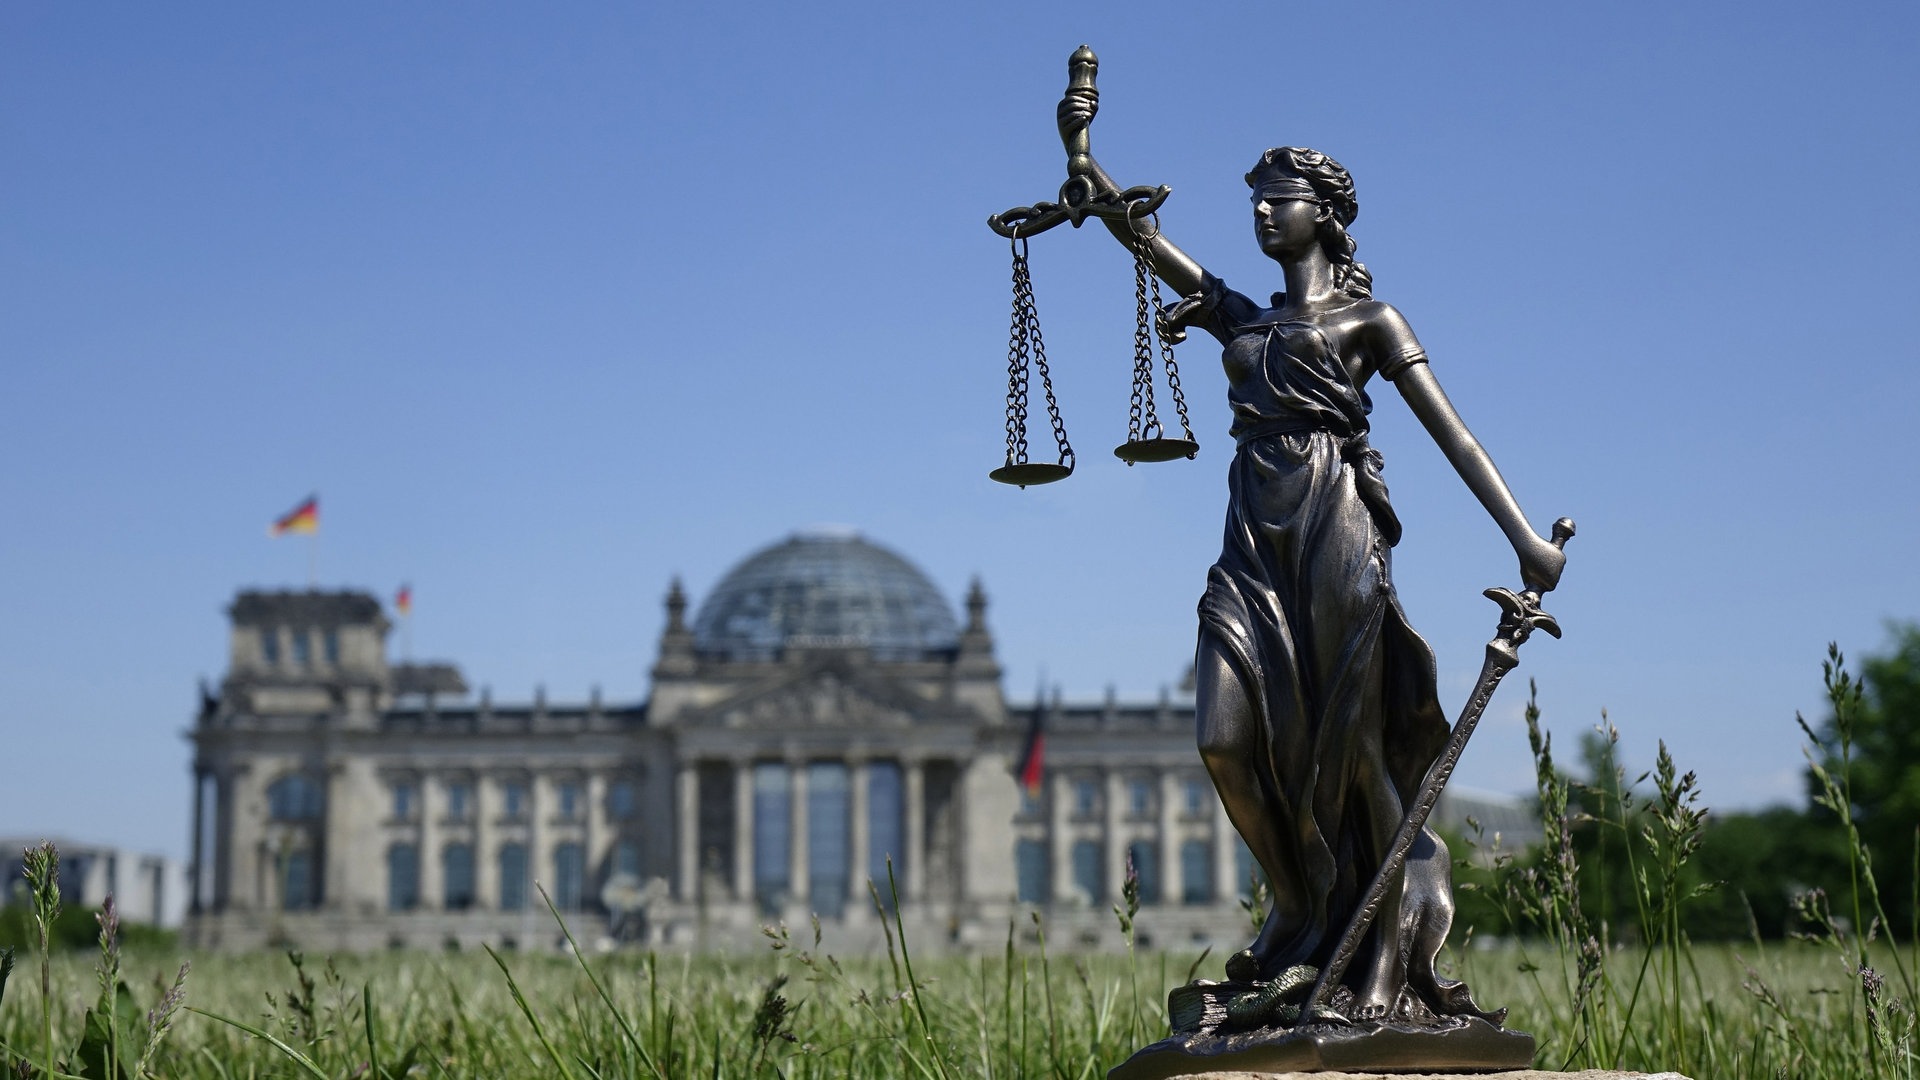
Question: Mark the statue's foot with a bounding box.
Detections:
[1350,1000,1392,1022]
[1352,980,1399,1020]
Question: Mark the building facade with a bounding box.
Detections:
[185,530,1528,953]
[3,839,186,928]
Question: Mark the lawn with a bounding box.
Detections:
[0,920,1910,1079]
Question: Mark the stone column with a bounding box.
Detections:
[586,772,611,894]
[732,760,754,901]
[1049,771,1073,905]
[847,758,870,915]
[1213,780,1237,905]
[903,759,925,903]
[228,765,263,911]
[1105,770,1126,904]
[675,761,698,902]
[328,757,384,912]
[1158,771,1181,906]
[528,772,550,907]
[418,776,442,911]
[788,760,810,906]
[475,770,497,910]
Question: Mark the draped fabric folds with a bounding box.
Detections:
[1174,275,1490,1016]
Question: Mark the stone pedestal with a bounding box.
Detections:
[1109,1018,1535,1080]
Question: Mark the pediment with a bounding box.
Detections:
[699,668,927,730]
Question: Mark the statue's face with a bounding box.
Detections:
[1251,177,1321,261]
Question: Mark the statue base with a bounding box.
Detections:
[1108,1016,1535,1080]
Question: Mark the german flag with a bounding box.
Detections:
[269,495,319,537]
[395,584,413,617]
[1016,698,1047,798]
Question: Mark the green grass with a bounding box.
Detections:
[0,937,1910,1079]
[1,649,1914,1078]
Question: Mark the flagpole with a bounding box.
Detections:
[307,533,317,590]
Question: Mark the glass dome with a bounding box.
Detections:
[692,530,960,661]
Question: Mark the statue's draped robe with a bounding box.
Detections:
[1173,276,1488,1016]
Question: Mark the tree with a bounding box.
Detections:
[1808,625,1920,935]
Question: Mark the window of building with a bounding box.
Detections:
[1128,777,1153,818]
[807,761,850,919]
[695,764,733,892]
[503,781,528,820]
[1073,778,1099,818]
[1071,840,1103,904]
[260,628,280,665]
[608,779,638,821]
[499,843,528,911]
[1015,838,1048,904]
[291,630,311,666]
[1184,778,1210,817]
[1127,841,1160,905]
[558,781,581,821]
[553,843,585,912]
[614,839,643,878]
[281,848,317,911]
[391,781,416,821]
[752,763,790,915]
[1180,840,1213,905]
[443,843,475,911]
[387,844,419,911]
[267,774,324,822]
[446,782,471,822]
[322,628,340,665]
[867,760,904,906]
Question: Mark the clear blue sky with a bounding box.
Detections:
[5,2,1917,860]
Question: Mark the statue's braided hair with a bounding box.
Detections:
[1245,147,1372,301]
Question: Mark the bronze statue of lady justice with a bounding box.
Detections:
[989,48,1574,1076]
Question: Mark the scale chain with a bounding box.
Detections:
[1147,259,1195,442]
[1129,239,1163,444]
[1004,239,1034,467]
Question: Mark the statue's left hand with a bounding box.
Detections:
[1518,532,1567,594]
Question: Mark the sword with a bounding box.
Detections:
[1299,517,1575,1024]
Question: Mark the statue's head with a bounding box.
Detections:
[1245,147,1371,300]
[1245,147,1357,226]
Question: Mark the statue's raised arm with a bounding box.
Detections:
[988,46,1207,299]
[1055,47,1208,297]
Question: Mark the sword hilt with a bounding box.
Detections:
[1488,517,1575,668]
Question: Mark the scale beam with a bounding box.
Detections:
[988,183,1171,240]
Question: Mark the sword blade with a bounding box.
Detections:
[1298,636,1520,1022]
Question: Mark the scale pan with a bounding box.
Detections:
[1114,438,1198,464]
[990,462,1073,488]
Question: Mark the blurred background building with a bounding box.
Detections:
[2,839,187,928]
[184,528,1533,952]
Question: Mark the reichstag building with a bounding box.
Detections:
[186,530,1529,952]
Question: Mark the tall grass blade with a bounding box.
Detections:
[536,882,667,1080]
[184,1007,330,1080]
[887,858,953,1080]
[483,944,582,1080]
